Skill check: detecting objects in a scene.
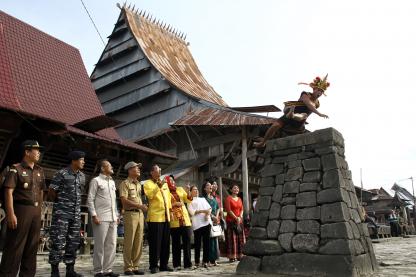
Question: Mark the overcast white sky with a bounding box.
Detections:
[2,0,416,194]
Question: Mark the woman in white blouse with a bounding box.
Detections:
[187,185,212,268]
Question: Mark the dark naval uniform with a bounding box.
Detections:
[48,167,84,266]
[0,161,46,277]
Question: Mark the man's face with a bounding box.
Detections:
[313,88,324,98]
[102,161,114,175]
[72,158,85,170]
[151,165,161,179]
[128,166,140,178]
[25,148,40,163]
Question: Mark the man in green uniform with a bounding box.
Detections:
[0,140,46,277]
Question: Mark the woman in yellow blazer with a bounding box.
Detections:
[166,175,193,270]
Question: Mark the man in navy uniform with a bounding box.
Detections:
[0,140,46,277]
[48,150,85,277]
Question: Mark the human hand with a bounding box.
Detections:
[140,204,148,212]
[117,218,120,225]
[173,202,183,208]
[7,213,17,229]
[236,217,241,224]
[319,113,329,119]
[92,216,101,225]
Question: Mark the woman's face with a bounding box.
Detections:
[191,186,199,198]
[204,182,212,195]
[232,185,239,195]
[212,182,218,192]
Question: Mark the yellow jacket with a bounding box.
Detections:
[143,179,172,222]
[169,187,192,228]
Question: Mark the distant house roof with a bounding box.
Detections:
[0,10,175,159]
[172,107,277,126]
[123,7,228,107]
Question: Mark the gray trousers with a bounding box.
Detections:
[92,221,117,274]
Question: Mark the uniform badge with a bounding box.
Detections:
[23,182,29,189]
[37,173,41,177]
[22,171,28,177]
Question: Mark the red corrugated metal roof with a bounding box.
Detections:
[0,11,175,159]
[123,7,228,107]
[172,107,278,126]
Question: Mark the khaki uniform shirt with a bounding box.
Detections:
[119,178,143,209]
[4,161,46,207]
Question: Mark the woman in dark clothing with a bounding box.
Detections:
[202,181,220,266]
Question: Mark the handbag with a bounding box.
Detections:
[210,224,223,238]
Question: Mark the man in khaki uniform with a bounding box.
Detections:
[119,162,148,275]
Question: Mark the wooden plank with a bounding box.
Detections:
[242,126,250,215]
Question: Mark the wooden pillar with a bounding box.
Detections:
[242,126,250,215]
[218,176,224,211]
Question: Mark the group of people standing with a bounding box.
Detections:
[0,140,247,277]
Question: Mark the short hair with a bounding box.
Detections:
[98,159,109,172]
[151,164,160,173]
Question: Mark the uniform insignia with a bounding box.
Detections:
[10,169,17,173]
[23,182,29,189]
[22,171,28,177]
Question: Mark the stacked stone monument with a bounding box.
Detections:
[237,128,377,276]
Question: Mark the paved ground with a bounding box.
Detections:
[2,236,416,276]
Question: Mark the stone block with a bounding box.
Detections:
[272,185,283,202]
[269,202,281,220]
[315,145,340,155]
[302,171,321,183]
[271,148,302,157]
[261,163,284,177]
[275,173,285,185]
[285,167,304,181]
[302,157,321,171]
[350,208,362,224]
[283,181,300,194]
[267,220,280,239]
[298,151,316,159]
[297,220,320,234]
[281,205,296,219]
[281,197,296,205]
[321,222,354,239]
[292,234,319,253]
[321,153,343,171]
[297,206,320,220]
[253,211,269,227]
[287,153,299,162]
[296,191,317,207]
[287,160,301,168]
[259,186,275,196]
[243,239,283,256]
[260,177,275,187]
[349,191,360,209]
[249,227,267,239]
[257,196,272,210]
[323,169,345,189]
[262,253,375,276]
[299,182,318,192]
[317,188,349,204]
[319,239,355,255]
[278,233,294,252]
[321,202,350,223]
[280,220,296,233]
[236,256,262,274]
[349,221,361,239]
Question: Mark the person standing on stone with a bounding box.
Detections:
[166,175,193,270]
[119,161,147,276]
[48,150,85,277]
[202,181,220,266]
[87,160,120,277]
[143,165,173,274]
[0,140,46,277]
[224,184,245,262]
[188,185,212,268]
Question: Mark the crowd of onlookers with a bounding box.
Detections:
[0,140,248,277]
[364,208,414,238]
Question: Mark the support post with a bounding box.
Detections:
[242,126,250,215]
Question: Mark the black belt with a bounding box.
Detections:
[125,209,141,212]
[15,200,39,207]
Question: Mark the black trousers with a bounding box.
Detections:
[147,222,170,269]
[0,204,41,277]
[170,226,192,268]
[193,224,210,264]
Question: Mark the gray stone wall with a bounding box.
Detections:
[237,128,378,276]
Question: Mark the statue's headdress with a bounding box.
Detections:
[298,74,330,95]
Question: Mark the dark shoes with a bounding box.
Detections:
[124,271,144,275]
[51,264,60,277]
[104,273,119,277]
[150,267,159,274]
[124,271,134,276]
[66,264,83,277]
[94,274,104,277]
[159,266,174,272]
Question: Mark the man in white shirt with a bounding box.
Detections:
[87,160,119,277]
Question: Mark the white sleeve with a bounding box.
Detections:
[87,178,98,217]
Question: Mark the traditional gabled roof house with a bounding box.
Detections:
[0,10,175,181]
[91,5,280,210]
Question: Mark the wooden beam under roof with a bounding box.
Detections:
[230,105,281,113]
